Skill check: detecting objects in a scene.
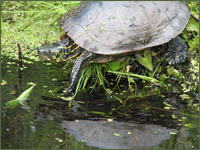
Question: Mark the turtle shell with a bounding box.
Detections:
[58,1,190,55]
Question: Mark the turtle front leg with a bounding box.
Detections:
[166,36,188,65]
[66,51,96,93]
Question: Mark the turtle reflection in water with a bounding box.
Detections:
[38,1,190,93]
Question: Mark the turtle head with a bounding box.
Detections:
[38,38,70,62]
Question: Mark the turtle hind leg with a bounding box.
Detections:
[166,37,188,65]
[66,51,96,93]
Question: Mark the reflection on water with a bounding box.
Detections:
[1,56,199,149]
[61,120,178,149]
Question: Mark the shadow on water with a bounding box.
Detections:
[1,55,199,149]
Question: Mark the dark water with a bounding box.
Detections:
[1,56,199,149]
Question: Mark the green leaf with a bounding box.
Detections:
[69,1,81,6]
[109,71,164,86]
[106,56,129,71]
[5,84,36,109]
[134,49,153,71]
[167,66,179,77]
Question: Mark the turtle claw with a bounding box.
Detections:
[166,37,188,65]
[166,50,187,65]
[66,86,74,94]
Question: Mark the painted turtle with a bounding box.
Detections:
[38,1,190,93]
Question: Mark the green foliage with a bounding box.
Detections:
[74,63,109,96]
[74,60,164,96]
[110,71,164,86]
[167,66,180,78]
[184,1,199,53]
[1,1,80,61]
[105,57,129,71]
[134,49,153,71]
[5,84,36,109]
